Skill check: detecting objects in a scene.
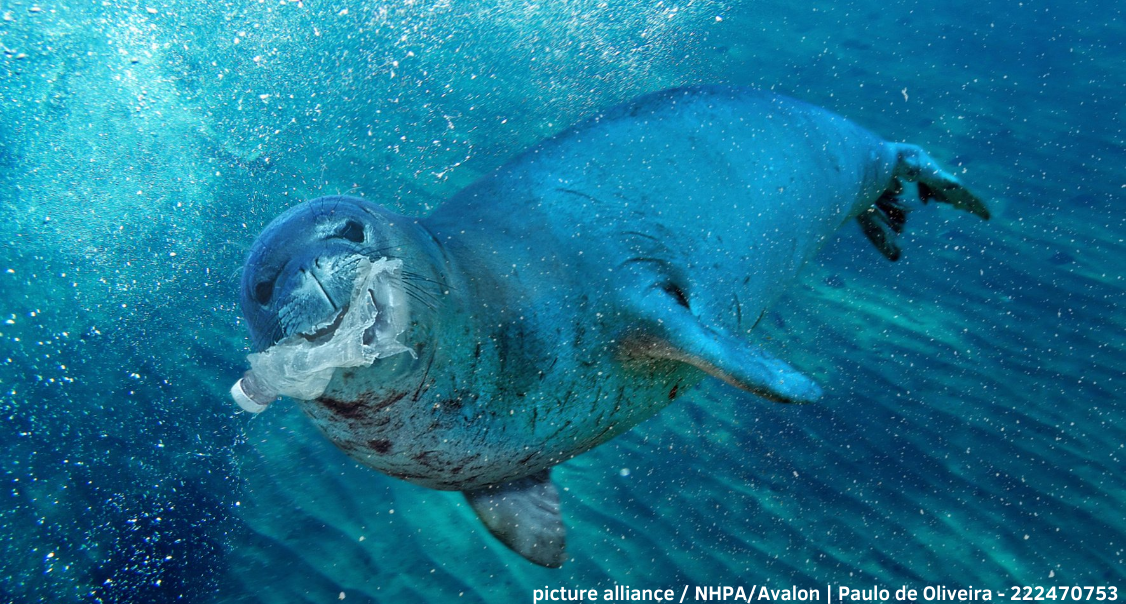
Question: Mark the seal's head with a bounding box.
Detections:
[240,195,428,352]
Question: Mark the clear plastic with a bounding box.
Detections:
[231,257,414,411]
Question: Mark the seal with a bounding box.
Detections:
[236,86,988,567]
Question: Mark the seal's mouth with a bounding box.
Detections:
[297,286,386,347]
[279,252,412,351]
[300,304,349,344]
[280,253,380,342]
[243,257,414,401]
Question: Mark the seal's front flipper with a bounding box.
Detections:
[628,291,822,404]
[464,470,566,568]
[891,143,990,220]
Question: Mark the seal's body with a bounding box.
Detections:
[239,86,987,567]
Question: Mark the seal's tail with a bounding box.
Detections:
[857,143,989,261]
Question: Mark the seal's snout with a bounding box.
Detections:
[234,256,414,406]
[292,263,341,312]
[275,254,371,341]
[240,195,404,351]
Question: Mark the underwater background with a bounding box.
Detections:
[1,0,1123,601]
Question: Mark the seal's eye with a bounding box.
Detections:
[254,279,276,306]
[337,220,365,243]
[661,282,690,309]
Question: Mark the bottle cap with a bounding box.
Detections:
[231,378,272,414]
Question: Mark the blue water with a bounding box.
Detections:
[1,0,1123,602]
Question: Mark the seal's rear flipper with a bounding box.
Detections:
[627,291,822,404]
[891,143,990,219]
[859,143,990,261]
[857,189,913,261]
[464,470,566,568]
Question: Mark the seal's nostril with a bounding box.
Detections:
[254,279,275,306]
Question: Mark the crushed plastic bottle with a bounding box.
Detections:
[230,257,414,413]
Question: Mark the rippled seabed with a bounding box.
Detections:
[1,0,1123,601]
